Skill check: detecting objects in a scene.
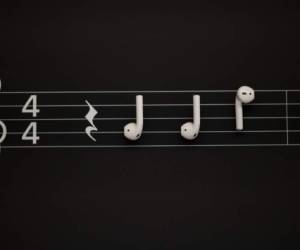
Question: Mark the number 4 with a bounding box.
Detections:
[22,122,40,144]
[22,95,40,117]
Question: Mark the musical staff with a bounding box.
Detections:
[0,89,300,148]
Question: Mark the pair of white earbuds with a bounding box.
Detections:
[124,86,255,141]
[123,95,200,141]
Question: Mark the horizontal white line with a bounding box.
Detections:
[0,102,296,108]
[7,130,299,135]
[2,144,300,148]
[0,89,298,94]
[0,116,294,121]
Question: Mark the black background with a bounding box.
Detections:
[0,1,300,249]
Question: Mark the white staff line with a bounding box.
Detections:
[0,103,295,108]
[0,89,299,94]
[0,116,295,121]
[7,130,300,135]
[2,144,300,149]
[0,90,239,94]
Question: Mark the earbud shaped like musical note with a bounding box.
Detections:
[124,95,144,140]
[181,95,201,140]
[235,86,255,130]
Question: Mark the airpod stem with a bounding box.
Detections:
[136,95,143,131]
[235,97,243,130]
[193,95,200,129]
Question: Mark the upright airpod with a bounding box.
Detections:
[235,86,255,130]
[181,95,201,140]
[124,95,144,140]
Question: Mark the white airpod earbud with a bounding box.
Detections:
[235,86,255,130]
[181,95,200,140]
[124,95,144,140]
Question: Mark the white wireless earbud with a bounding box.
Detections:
[235,86,255,130]
[181,95,200,140]
[124,95,144,141]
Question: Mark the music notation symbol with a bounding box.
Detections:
[85,100,98,142]
[0,84,299,148]
[0,121,7,145]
